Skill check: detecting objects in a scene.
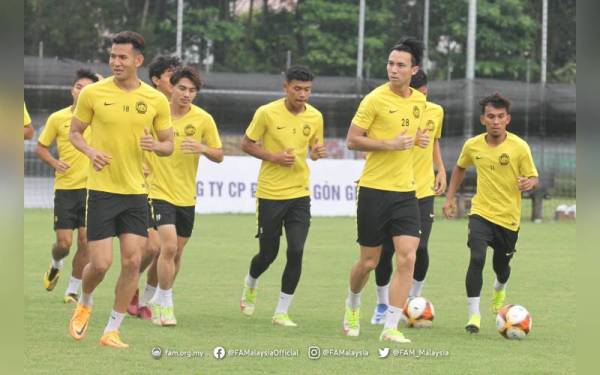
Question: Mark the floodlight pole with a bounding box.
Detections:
[541,0,548,85]
[423,0,430,71]
[356,0,365,79]
[176,0,184,59]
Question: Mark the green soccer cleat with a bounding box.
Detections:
[272,313,298,327]
[240,284,257,316]
[380,328,411,343]
[465,314,481,333]
[491,289,506,313]
[343,307,360,337]
[149,302,161,326]
[160,306,177,326]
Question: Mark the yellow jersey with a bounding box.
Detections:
[38,106,91,190]
[457,132,539,230]
[149,104,222,206]
[24,103,31,126]
[352,83,426,192]
[74,77,172,195]
[413,101,444,199]
[245,98,324,200]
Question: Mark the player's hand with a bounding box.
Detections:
[53,159,70,174]
[142,162,151,178]
[310,138,327,160]
[181,137,205,154]
[140,127,156,152]
[442,199,456,219]
[518,176,535,192]
[389,129,414,150]
[271,149,295,167]
[86,148,112,171]
[415,128,430,148]
[434,171,447,195]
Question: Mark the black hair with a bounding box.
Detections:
[112,31,145,53]
[170,66,202,90]
[479,92,512,114]
[285,66,314,82]
[390,38,423,67]
[73,69,99,85]
[410,69,428,89]
[148,55,182,85]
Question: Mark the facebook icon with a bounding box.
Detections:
[213,346,226,360]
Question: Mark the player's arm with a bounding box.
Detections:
[24,125,34,140]
[141,127,174,157]
[241,135,294,167]
[433,139,447,194]
[36,143,70,174]
[70,117,112,171]
[442,165,466,218]
[346,124,414,152]
[518,176,539,192]
[181,138,224,163]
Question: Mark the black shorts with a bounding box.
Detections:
[467,214,519,255]
[255,196,311,239]
[86,190,149,241]
[382,195,434,254]
[357,186,420,247]
[152,199,195,238]
[54,188,87,230]
[148,198,157,230]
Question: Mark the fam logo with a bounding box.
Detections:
[499,153,510,166]
[184,124,196,136]
[413,105,421,118]
[303,124,311,137]
[135,101,147,114]
[426,119,435,132]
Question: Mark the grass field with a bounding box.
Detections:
[24,209,575,374]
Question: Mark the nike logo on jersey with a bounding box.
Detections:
[475,156,482,160]
[104,101,115,106]
[276,126,286,130]
[389,109,398,114]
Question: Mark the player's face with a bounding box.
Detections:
[387,51,419,88]
[71,78,95,105]
[171,77,198,108]
[153,68,176,98]
[480,105,511,137]
[109,43,143,81]
[283,80,312,111]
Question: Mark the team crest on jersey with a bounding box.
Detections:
[426,119,435,131]
[303,124,311,136]
[413,105,421,118]
[136,101,148,114]
[184,124,196,136]
[499,153,510,165]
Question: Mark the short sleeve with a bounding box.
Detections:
[152,94,172,132]
[434,107,444,139]
[456,141,473,169]
[518,143,539,177]
[37,113,59,146]
[351,95,376,130]
[73,86,94,124]
[24,103,31,126]
[202,115,222,148]
[245,106,267,141]
[309,113,324,146]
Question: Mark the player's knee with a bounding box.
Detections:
[161,243,178,259]
[121,254,141,274]
[56,238,72,252]
[362,256,380,271]
[395,251,416,270]
[469,252,486,269]
[91,258,112,275]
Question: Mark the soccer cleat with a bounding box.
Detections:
[43,265,60,291]
[491,289,506,313]
[370,303,388,325]
[127,288,139,316]
[380,328,411,343]
[137,306,152,321]
[69,303,92,341]
[465,314,481,333]
[149,303,161,325]
[160,306,177,326]
[100,330,129,349]
[343,307,360,337]
[240,284,257,316]
[272,313,298,327]
[63,293,78,304]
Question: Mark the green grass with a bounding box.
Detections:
[24,210,575,374]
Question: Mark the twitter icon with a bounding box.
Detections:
[378,348,390,358]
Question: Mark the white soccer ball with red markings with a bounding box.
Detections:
[402,297,435,328]
[496,304,532,339]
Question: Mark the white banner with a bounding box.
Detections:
[195,156,365,216]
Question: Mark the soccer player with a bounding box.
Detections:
[36,69,99,302]
[68,31,173,348]
[239,66,326,327]
[442,93,539,333]
[145,66,223,326]
[343,39,429,343]
[128,55,181,320]
[370,69,446,324]
[24,102,34,140]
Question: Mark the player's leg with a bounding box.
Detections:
[63,226,88,303]
[371,237,394,324]
[137,228,160,320]
[272,197,310,327]
[410,196,435,298]
[155,224,178,325]
[171,205,195,280]
[464,215,494,333]
[490,225,518,313]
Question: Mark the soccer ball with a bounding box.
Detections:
[402,297,435,328]
[495,304,532,339]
